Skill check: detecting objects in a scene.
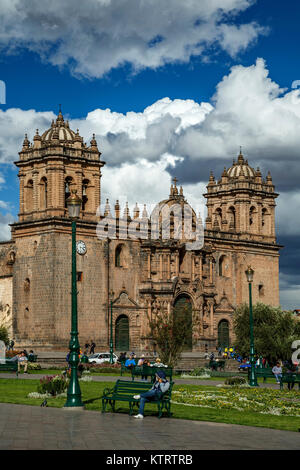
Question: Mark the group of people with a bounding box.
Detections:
[83,341,96,355]
[13,349,36,374]
[272,360,299,389]
[6,339,15,351]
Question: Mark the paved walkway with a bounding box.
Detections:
[0,372,281,389]
[0,402,299,450]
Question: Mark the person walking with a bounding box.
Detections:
[90,341,96,355]
[133,370,170,419]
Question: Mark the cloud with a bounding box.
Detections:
[100,153,207,219]
[0,108,55,163]
[0,0,266,78]
[0,211,15,240]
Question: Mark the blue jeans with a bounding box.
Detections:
[274,373,282,383]
[138,389,160,415]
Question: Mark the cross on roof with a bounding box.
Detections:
[173,177,178,187]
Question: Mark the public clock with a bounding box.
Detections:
[76,240,87,255]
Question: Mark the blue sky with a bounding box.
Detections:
[0,0,299,116]
[0,0,299,309]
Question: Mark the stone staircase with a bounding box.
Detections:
[33,350,240,372]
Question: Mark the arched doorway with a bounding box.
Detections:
[218,319,230,349]
[115,315,129,351]
[173,295,193,351]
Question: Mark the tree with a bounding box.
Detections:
[147,304,191,368]
[233,303,300,363]
[0,325,9,346]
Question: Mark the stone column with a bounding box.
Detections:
[19,173,25,220]
[199,256,202,282]
[175,252,179,276]
[208,299,214,337]
[209,257,213,284]
[159,252,163,280]
[32,169,39,214]
[147,250,151,279]
[191,254,195,281]
[167,253,171,280]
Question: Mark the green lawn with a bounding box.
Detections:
[0,378,299,432]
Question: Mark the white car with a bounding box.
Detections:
[88,352,118,364]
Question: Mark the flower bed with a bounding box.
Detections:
[181,367,212,379]
[37,375,68,396]
[172,387,300,417]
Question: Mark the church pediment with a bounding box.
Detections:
[215,294,234,313]
[113,291,140,309]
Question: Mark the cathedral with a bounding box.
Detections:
[0,111,281,352]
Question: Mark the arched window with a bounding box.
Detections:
[40,177,48,210]
[65,177,73,208]
[227,206,236,230]
[249,206,256,228]
[82,179,92,212]
[261,207,270,234]
[219,255,225,276]
[258,284,264,297]
[25,180,34,213]
[218,320,229,349]
[219,255,230,277]
[115,245,122,267]
[115,315,129,350]
[213,208,222,230]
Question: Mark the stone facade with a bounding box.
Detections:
[0,113,281,352]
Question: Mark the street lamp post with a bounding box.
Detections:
[245,266,258,387]
[109,290,114,364]
[64,190,84,408]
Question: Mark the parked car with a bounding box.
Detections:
[88,352,118,364]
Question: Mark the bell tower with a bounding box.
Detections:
[10,109,107,348]
[15,109,105,225]
[204,148,281,309]
[204,148,278,243]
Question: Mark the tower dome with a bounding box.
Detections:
[41,108,77,142]
[227,148,256,179]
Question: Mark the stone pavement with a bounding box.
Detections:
[0,402,299,450]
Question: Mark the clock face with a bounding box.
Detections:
[76,240,87,255]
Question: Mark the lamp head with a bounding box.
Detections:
[245,266,254,283]
[66,189,82,219]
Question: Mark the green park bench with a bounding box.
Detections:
[131,365,173,382]
[120,359,141,376]
[280,373,300,391]
[250,367,274,383]
[0,360,18,375]
[101,379,174,418]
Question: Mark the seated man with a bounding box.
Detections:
[133,370,170,419]
[125,354,136,369]
[17,351,28,374]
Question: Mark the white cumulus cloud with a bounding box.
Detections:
[0,0,266,78]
